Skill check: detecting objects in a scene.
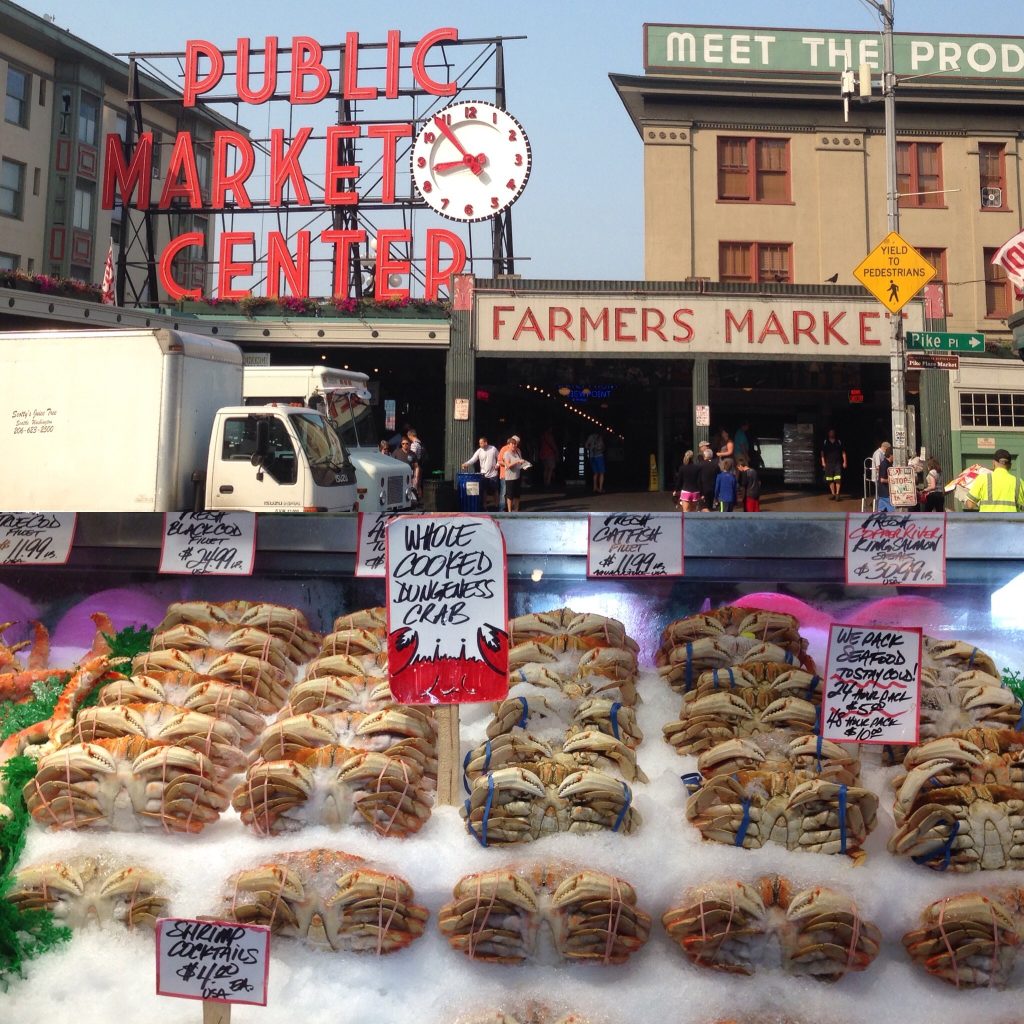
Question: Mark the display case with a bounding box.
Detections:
[3,512,1024,1024]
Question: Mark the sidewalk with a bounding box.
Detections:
[518,486,870,513]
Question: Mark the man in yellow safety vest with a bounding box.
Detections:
[966,449,1024,512]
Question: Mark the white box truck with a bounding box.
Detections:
[242,364,414,511]
[1,329,358,513]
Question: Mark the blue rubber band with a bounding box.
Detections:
[609,701,622,741]
[681,772,702,795]
[815,732,824,773]
[518,669,528,683]
[784,650,796,664]
[685,643,694,691]
[515,696,529,730]
[968,648,977,668]
[912,817,959,871]
[1016,703,1024,732]
[611,782,632,833]
[839,784,848,854]
[476,773,496,848]
[734,797,753,847]
[805,675,821,700]
[462,748,473,795]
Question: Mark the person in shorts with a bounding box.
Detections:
[502,436,526,511]
[820,429,847,501]
[672,450,702,511]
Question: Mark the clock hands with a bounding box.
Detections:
[432,115,486,175]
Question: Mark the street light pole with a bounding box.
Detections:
[877,0,909,466]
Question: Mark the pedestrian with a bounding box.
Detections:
[502,435,527,511]
[539,428,559,489]
[736,455,761,512]
[871,439,889,485]
[378,439,392,455]
[391,436,420,504]
[585,430,607,493]
[820,428,847,501]
[734,422,751,463]
[920,457,945,512]
[497,435,516,510]
[406,428,425,495]
[672,450,702,512]
[714,457,739,511]
[461,436,500,510]
[698,445,718,511]
[966,449,1024,512]
[875,442,894,512]
[716,430,735,460]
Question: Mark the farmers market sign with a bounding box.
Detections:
[646,24,1024,80]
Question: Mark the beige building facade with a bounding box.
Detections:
[612,24,1024,346]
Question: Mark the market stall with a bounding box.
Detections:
[2,512,1024,1023]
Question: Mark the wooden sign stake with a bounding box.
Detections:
[203,1001,231,1023]
[435,704,462,806]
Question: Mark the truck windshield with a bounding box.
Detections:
[327,393,374,449]
[291,412,348,469]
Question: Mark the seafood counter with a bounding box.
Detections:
[2,590,1024,1024]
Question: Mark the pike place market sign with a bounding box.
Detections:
[646,25,1024,80]
[476,294,925,359]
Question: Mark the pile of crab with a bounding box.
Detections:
[886,636,1024,872]
[460,608,643,845]
[439,861,650,965]
[658,607,876,858]
[4,601,438,839]
[662,873,881,981]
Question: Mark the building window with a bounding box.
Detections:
[149,128,162,178]
[897,142,942,208]
[717,137,790,203]
[72,181,93,230]
[5,66,29,127]
[0,252,18,271]
[980,143,1006,209]
[0,159,25,218]
[58,88,71,135]
[78,92,99,146]
[919,247,949,314]
[69,264,91,283]
[720,241,792,283]
[984,247,1012,318]
[960,391,1024,428]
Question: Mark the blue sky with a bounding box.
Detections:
[22,0,1024,283]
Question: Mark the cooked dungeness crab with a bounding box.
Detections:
[889,730,1024,871]
[663,666,823,756]
[658,608,809,663]
[8,855,168,929]
[439,864,650,965]
[663,874,880,980]
[509,608,639,653]
[658,640,814,696]
[282,674,395,716]
[508,644,640,706]
[221,849,427,953]
[684,734,876,857]
[903,888,1023,988]
[24,736,232,833]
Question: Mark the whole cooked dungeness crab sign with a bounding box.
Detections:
[385,515,508,704]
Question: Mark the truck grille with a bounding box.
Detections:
[386,474,405,507]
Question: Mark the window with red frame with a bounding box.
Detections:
[919,247,949,314]
[984,247,1012,318]
[896,142,942,208]
[979,142,1007,209]
[717,137,790,203]
[720,242,792,283]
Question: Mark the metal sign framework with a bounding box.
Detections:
[116,34,525,307]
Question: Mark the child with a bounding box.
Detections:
[714,457,738,512]
[736,456,761,512]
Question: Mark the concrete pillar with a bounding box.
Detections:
[444,306,475,479]
[693,355,710,447]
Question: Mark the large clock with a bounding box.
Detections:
[410,101,532,222]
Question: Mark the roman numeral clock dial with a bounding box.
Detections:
[411,101,532,222]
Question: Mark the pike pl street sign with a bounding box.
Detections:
[853,232,936,313]
[906,352,960,371]
[905,331,985,353]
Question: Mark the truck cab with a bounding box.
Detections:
[242,365,414,510]
[207,406,358,512]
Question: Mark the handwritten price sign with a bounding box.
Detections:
[156,917,269,1006]
[386,514,508,704]
[845,511,946,586]
[355,511,389,577]
[159,512,257,576]
[821,624,922,745]
[587,512,684,578]
[0,512,76,566]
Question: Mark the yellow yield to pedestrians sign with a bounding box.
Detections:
[853,232,936,313]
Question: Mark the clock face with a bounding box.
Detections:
[410,101,532,222]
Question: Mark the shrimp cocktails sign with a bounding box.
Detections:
[101,30,467,301]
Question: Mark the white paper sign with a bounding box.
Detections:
[695,404,710,427]
[159,512,257,576]
[821,624,922,745]
[155,917,270,1006]
[845,511,946,586]
[888,465,918,507]
[355,511,389,577]
[0,512,76,565]
[587,512,684,577]
[385,514,508,704]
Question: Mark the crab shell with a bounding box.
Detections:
[923,637,999,683]
[902,890,1023,988]
[439,865,650,964]
[24,737,232,834]
[131,649,291,709]
[282,675,395,716]
[919,678,1023,741]
[662,874,880,979]
[156,601,318,657]
[9,856,168,929]
[222,849,427,953]
[332,607,387,634]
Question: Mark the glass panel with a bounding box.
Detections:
[719,242,751,282]
[5,67,27,126]
[0,159,24,216]
[980,143,1004,189]
[758,244,790,282]
[917,143,942,206]
[717,138,749,199]
[78,93,99,146]
[72,183,93,230]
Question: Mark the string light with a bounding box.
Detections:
[520,384,625,440]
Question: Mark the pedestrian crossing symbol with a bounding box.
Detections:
[853,232,936,313]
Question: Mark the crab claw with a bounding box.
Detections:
[476,624,509,676]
